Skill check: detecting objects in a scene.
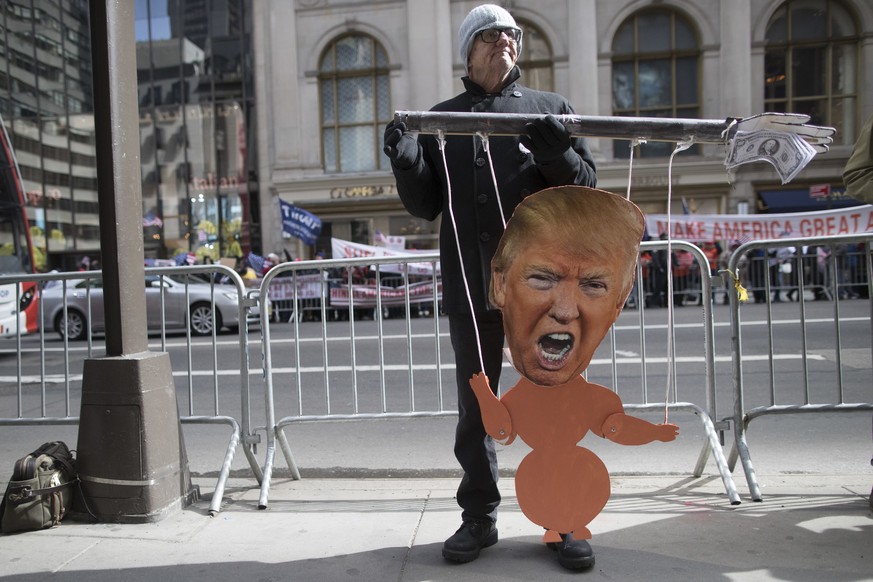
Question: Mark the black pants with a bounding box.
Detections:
[449,310,506,524]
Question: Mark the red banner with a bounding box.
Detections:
[645,205,873,242]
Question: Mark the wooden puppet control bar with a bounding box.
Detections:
[394,110,736,144]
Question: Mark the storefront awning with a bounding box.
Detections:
[757,188,864,213]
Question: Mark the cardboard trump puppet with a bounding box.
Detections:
[469,185,678,549]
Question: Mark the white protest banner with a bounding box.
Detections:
[645,205,872,242]
[331,238,440,275]
[374,230,407,251]
[267,273,325,300]
[329,279,442,308]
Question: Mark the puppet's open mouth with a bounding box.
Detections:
[537,333,573,366]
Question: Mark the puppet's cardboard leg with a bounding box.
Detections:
[543,530,562,544]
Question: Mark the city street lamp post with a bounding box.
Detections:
[75,0,196,522]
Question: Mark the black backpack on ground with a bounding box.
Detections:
[0,441,79,534]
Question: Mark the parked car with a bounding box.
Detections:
[41,274,262,340]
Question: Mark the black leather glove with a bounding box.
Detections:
[520,114,572,163]
[383,120,419,169]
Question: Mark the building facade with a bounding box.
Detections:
[253,0,872,258]
[1,1,97,272]
[136,0,258,265]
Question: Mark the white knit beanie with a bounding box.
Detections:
[458,4,523,73]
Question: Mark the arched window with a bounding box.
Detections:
[764,0,859,144]
[611,8,701,158]
[319,34,391,173]
[517,21,553,92]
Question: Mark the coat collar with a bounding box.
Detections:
[462,66,522,97]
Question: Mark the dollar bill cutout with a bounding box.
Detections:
[725,130,817,184]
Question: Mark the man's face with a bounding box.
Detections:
[467,29,518,81]
[492,236,628,386]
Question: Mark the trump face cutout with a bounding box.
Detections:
[489,186,645,386]
[472,187,677,553]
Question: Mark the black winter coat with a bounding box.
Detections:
[391,67,597,314]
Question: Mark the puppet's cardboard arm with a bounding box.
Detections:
[469,373,516,445]
[601,413,679,446]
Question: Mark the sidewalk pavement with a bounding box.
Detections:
[1,472,870,581]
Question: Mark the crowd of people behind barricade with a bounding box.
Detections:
[634,233,710,308]
[185,249,440,323]
[104,236,873,313]
[139,248,301,287]
[134,228,873,320]
[148,239,870,314]
[751,242,869,303]
[632,237,869,308]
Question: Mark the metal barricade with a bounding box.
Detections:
[256,255,449,508]
[626,240,737,503]
[726,234,873,501]
[0,265,264,514]
[256,245,741,508]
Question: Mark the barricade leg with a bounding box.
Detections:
[729,415,763,501]
[241,437,264,484]
[277,425,302,480]
[700,411,741,505]
[626,403,741,504]
[726,401,764,501]
[693,439,711,477]
[258,434,276,510]
[182,416,260,515]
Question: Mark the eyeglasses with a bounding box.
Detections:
[478,28,520,43]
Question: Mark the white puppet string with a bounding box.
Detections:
[625,138,646,200]
[624,137,646,391]
[662,138,695,423]
[437,130,487,375]
[478,132,510,229]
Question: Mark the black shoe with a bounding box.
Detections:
[442,520,498,563]
[547,532,595,570]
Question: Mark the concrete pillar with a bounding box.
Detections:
[568,0,601,156]
[858,36,873,136]
[76,0,195,523]
[720,0,752,117]
[253,1,301,256]
[78,355,195,521]
[406,0,454,108]
[568,0,599,114]
[261,1,302,169]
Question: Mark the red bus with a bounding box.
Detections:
[0,113,38,336]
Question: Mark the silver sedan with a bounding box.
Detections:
[41,274,253,340]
